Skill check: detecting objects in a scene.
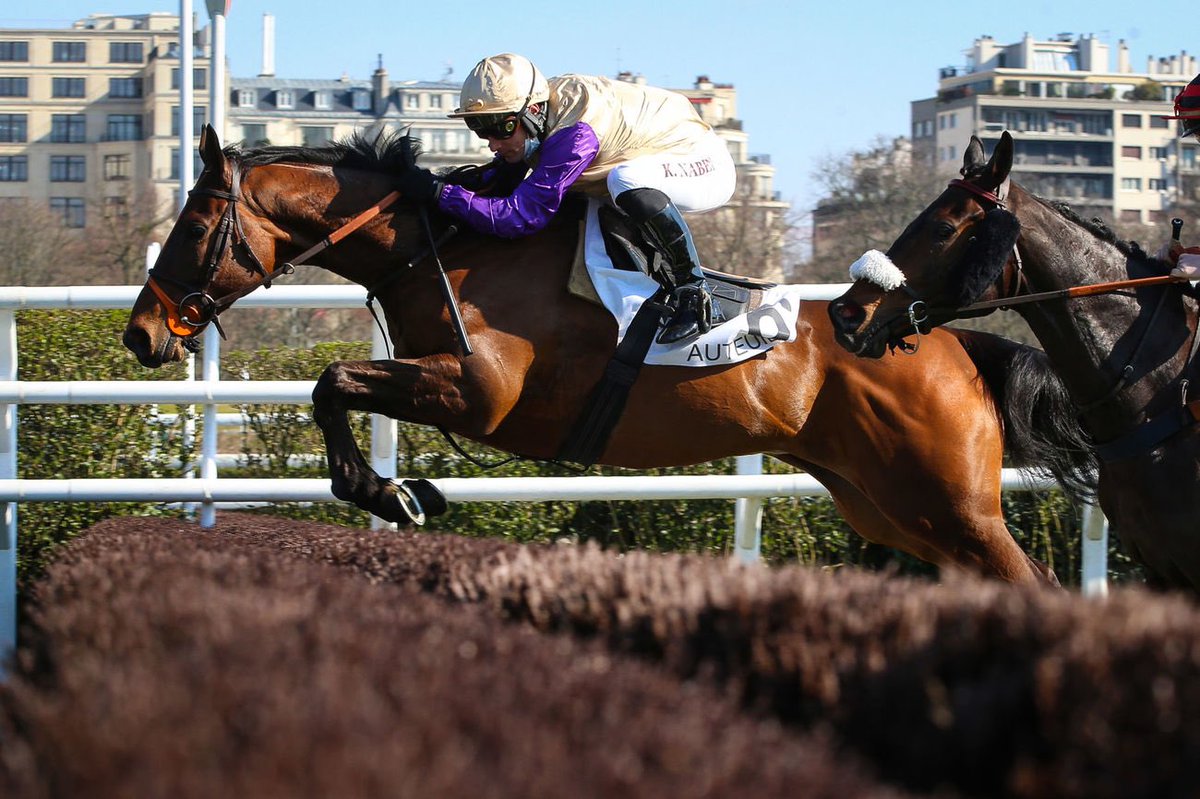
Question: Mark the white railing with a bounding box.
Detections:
[0,283,1110,670]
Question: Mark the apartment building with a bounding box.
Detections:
[0,12,211,228]
[913,33,1195,226]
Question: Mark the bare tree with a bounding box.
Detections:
[84,182,176,284]
[800,136,947,283]
[689,186,797,282]
[0,199,89,286]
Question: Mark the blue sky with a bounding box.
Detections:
[4,2,1193,212]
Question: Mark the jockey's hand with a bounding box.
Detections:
[1171,252,1200,280]
[397,167,443,204]
[1156,239,1200,265]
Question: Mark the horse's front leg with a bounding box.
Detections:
[311,354,494,525]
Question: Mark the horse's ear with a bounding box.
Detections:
[962,136,986,175]
[987,131,1014,185]
[199,123,224,170]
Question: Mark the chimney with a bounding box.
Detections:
[372,54,389,117]
[259,13,275,77]
[1117,39,1129,73]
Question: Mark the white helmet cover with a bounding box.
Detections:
[448,53,550,117]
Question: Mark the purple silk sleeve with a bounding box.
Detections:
[437,122,600,238]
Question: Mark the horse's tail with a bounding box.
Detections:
[948,327,1098,503]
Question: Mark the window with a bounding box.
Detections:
[314,90,332,110]
[170,148,204,180]
[1122,113,1143,128]
[52,41,86,62]
[49,198,85,228]
[238,89,256,107]
[0,77,28,97]
[302,126,333,146]
[429,94,443,109]
[1150,146,1169,160]
[0,155,26,182]
[0,42,29,62]
[50,155,86,182]
[241,123,267,145]
[109,42,143,63]
[170,105,207,136]
[52,77,86,98]
[108,77,141,98]
[47,197,84,226]
[1120,177,1142,190]
[105,114,142,141]
[50,114,86,143]
[170,68,207,90]
[103,196,129,219]
[404,93,419,110]
[1149,178,1168,191]
[275,89,294,109]
[352,89,370,110]
[104,153,131,180]
[1150,116,1169,129]
[1121,145,1142,159]
[0,114,26,142]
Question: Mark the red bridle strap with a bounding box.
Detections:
[947,178,1006,208]
[147,275,198,337]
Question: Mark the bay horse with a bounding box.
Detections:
[123,125,1092,584]
[828,130,1200,592]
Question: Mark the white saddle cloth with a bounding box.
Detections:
[583,200,804,367]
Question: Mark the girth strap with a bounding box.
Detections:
[1094,399,1200,461]
[557,294,672,466]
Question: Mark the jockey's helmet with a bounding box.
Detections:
[448,53,549,138]
[1166,73,1200,139]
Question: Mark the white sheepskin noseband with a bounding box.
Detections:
[848,249,906,291]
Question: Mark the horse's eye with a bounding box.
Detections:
[934,222,956,241]
[189,223,207,239]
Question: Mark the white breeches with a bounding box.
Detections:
[605,131,737,213]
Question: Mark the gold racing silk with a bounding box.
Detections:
[540,74,712,193]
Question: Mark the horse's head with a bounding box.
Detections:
[123,124,303,366]
[829,132,1023,358]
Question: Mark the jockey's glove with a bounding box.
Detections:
[397,167,443,204]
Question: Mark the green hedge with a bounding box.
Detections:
[13,310,1143,589]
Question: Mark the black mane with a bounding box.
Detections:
[228,129,420,173]
[1034,194,1155,263]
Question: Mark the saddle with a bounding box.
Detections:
[567,201,775,321]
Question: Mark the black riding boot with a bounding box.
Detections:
[615,188,715,344]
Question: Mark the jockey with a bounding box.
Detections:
[395,53,737,344]
[1161,75,1200,279]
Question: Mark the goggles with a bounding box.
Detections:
[464,113,523,140]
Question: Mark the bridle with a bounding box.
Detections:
[146,158,400,343]
[903,178,1200,456]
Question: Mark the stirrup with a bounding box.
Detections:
[656,285,711,344]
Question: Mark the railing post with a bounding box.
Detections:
[370,322,397,530]
[1081,501,1109,597]
[199,325,220,527]
[0,309,15,671]
[733,454,763,563]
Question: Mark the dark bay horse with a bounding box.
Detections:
[828,130,1200,592]
[123,126,1092,584]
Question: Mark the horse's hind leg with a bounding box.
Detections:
[781,457,1056,586]
[311,356,474,524]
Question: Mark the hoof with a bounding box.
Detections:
[390,479,448,526]
[402,479,448,518]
